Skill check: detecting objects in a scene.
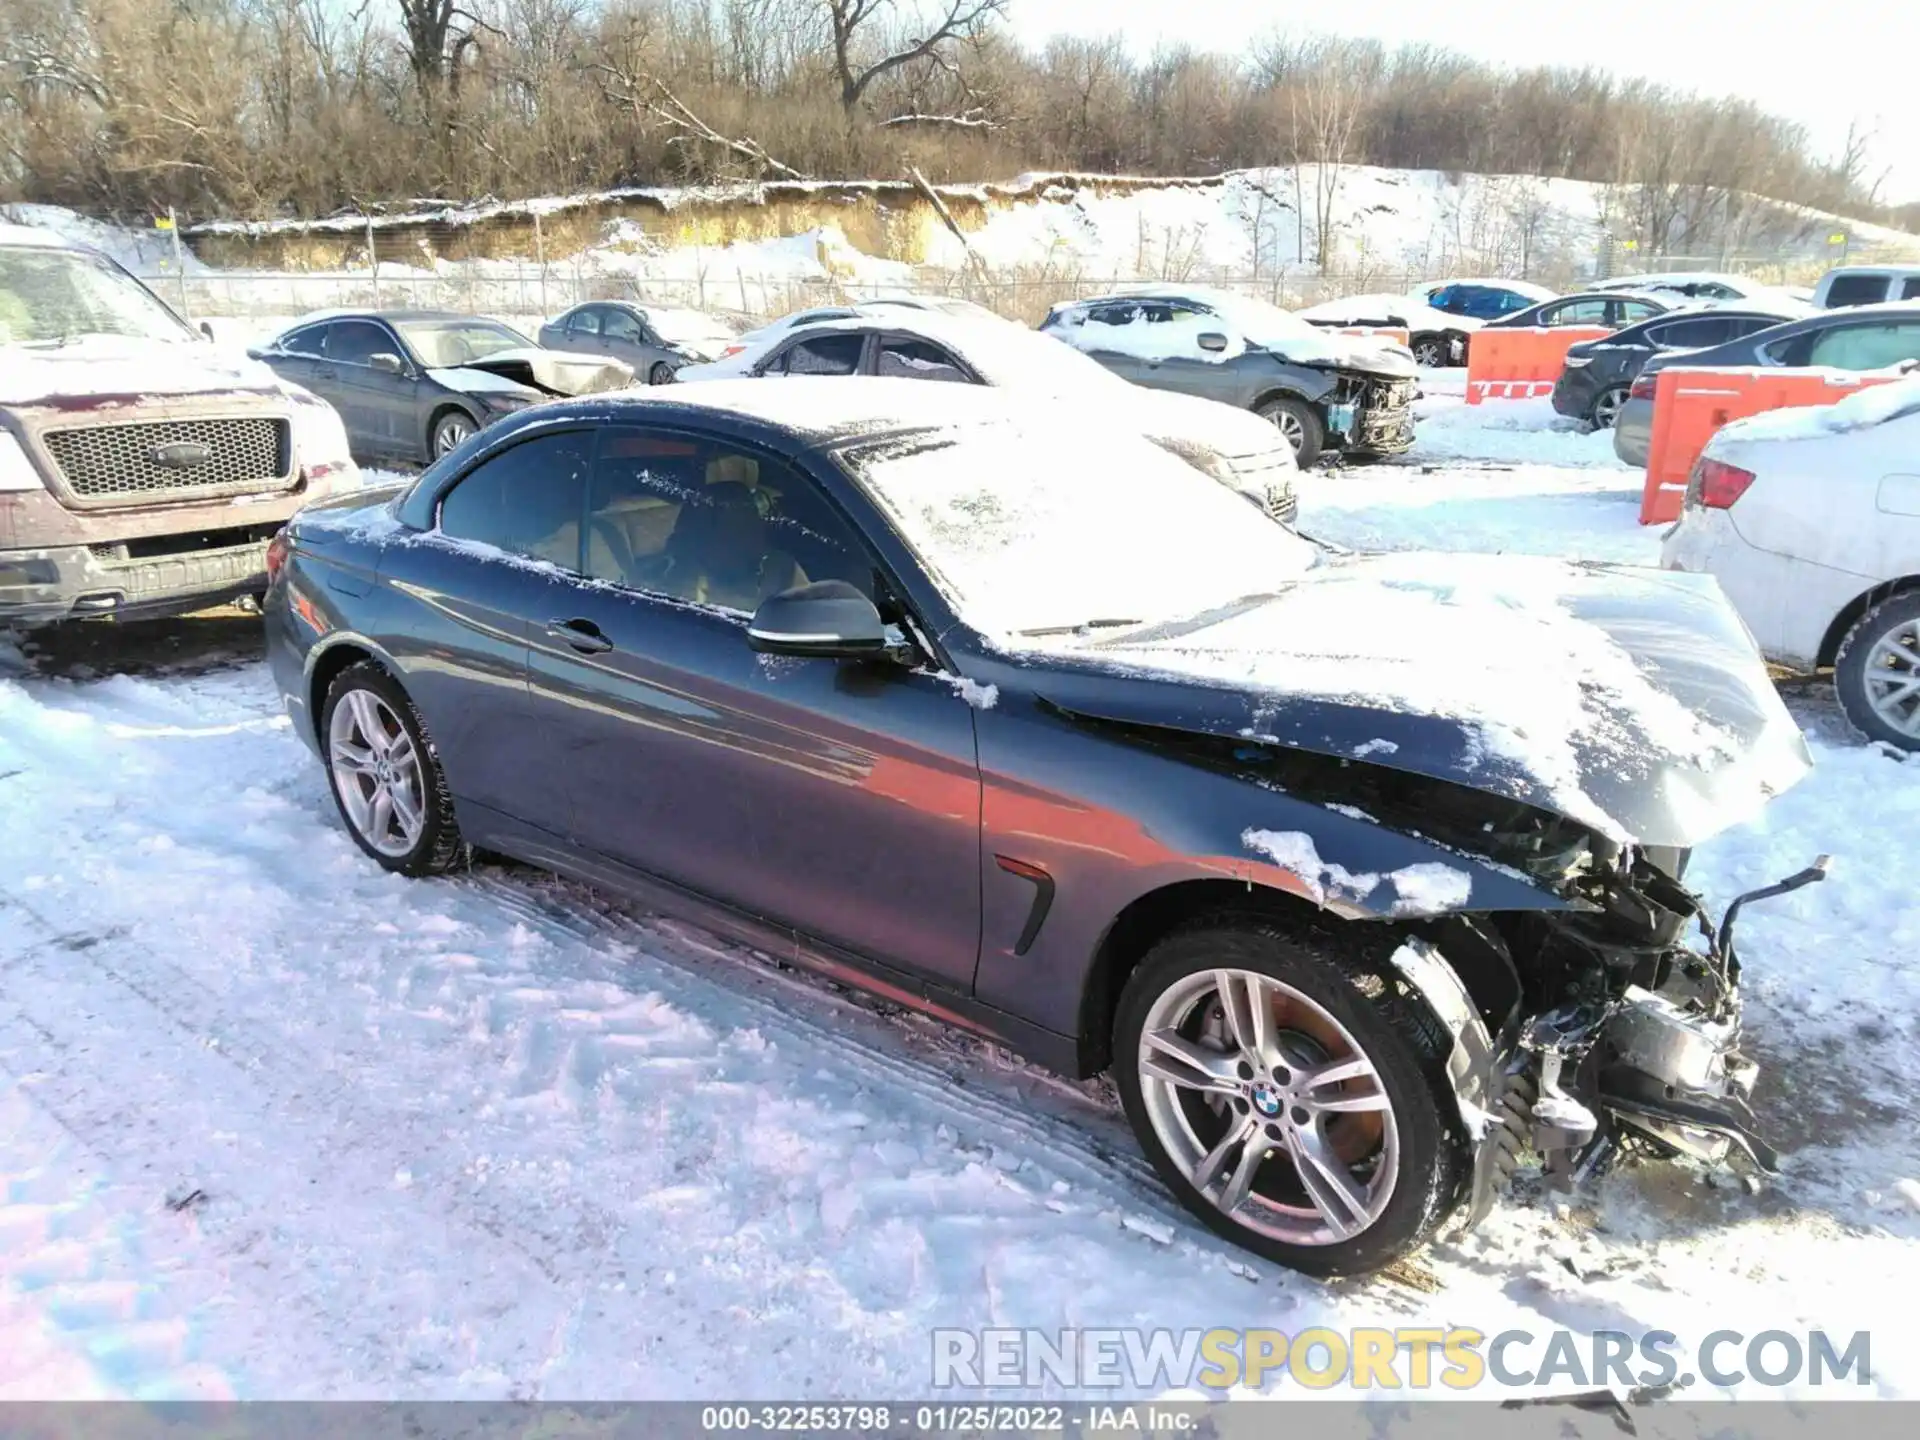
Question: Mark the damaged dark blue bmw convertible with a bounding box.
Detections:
[264,378,1820,1276]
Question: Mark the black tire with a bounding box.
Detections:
[1254,395,1325,467]
[1588,385,1628,430]
[1835,591,1920,751]
[1113,915,1472,1277]
[1410,334,1449,368]
[648,361,675,386]
[320,660,468,876]
[430,409,478,460]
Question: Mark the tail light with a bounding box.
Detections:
[1629,374,1658,401]
[265,528,291,584]
[1687,457,1757,510]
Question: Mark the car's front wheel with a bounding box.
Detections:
[1255,396,1324,466]
[1836,591,1920,750]
[431,410,476,459]
[1114,918,1469,1277]
[321,660,468,875]
[648,361,675,386]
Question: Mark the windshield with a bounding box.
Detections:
[647,307,737,344]
[394,318,529,368]
[844,417,1317,639]
[0,246,196,346]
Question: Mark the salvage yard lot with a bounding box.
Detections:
[3,393,1919,1401]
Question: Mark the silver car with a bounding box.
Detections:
[539,302,739,386]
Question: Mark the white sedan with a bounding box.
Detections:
[677,308,1302,523]
[1660,377,1920,747]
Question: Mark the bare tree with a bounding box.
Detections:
[822,0,1006,115]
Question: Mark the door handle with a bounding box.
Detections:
[546,618,613,654]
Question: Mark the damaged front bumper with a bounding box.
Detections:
[1434,856,1829,1229]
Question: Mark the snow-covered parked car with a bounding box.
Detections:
[702,296,1011,367]
[1039,286,1417,465]
[1295,292,1478,368]
[539,302,739,385]
[250,309,633,464]
[1661,376,1920,748]
[677,309,1300,523]
[0,221,360,626]
[266,378,1819,1277]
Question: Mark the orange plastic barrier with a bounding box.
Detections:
[1333,325,1411,347]
[1465,326,1612,403]
[1637,366,1904,525]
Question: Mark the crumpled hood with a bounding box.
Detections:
[0,334,292,408]
[426,348,633,399]
[1263,329,1419,377]
[1123,386,1296,463]
[1020,552,1811,847]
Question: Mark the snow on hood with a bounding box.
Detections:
[0,334,293,408]
[427,347,633,398]
[1014,551,1812,847]
[1711,373,1920,445]
[1296,293,1483,333]
[1122,385,1296,463]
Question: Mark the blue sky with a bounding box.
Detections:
[1007,0,1916,203]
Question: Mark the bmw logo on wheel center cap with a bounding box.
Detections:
[1249,1080,1283,1117]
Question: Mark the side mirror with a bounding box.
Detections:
[198,321,215,341]
[1197,332,1231,353]
[369,352,405,375]
[748,580,889,659]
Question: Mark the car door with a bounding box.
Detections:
[1066,301,1158,384]
[599,306,661,371]
[322,319,417,459]
[523,423,983,990]
[388,427,597,831]
[1118,301,1244,405]
[262,322,328,390]
[543,306,600,356]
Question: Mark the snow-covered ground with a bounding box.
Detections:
[3,396,1918,1408]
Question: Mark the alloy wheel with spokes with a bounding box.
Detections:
[329,689,426,857]
[432,412,475,457]
[1114,920,1470,1276]
[1837,593,1920,751]
[1137,968,1399,1246]
[320,661,468,875]
[1590,386,1627,429]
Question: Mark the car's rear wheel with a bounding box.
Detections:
[322,660,467,875]
[1589,386,1628,429]
[1836,592,1920,751]
[1114,918,1469,1277]
[648,361,675,386]
[1255,396,1324,466]
[1410,334,1449,367]
[431,410,476,459]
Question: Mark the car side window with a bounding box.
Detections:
[1543,299,1608,326]
[1649,317,1732,349]
[278,325,326,357]
[1727,316,1786,340]
[581,427,875,612]
[763,334,866,377]
[1806,322,1920,371]
[326,320,395,366]
[437,430,594,571]
[568,308,602,336]
[1903,278,1920,301]
[1614,300,1663,324]
[1496,290,1534,314]
[601,308,645,343]
[1823,274,1890,307]
[876,338,970,382]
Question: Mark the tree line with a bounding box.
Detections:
[0,0,1899,240]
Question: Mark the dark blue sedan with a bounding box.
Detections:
[263,378,1813,1277]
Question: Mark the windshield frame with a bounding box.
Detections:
[0,243,199,347]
